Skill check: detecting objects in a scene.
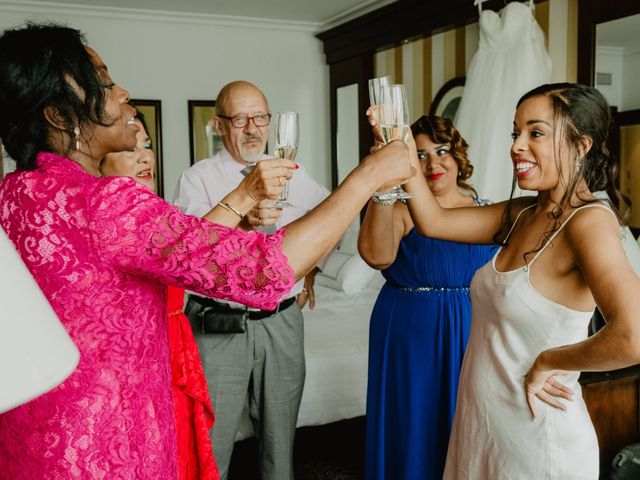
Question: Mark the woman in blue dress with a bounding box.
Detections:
[358,115,497,480]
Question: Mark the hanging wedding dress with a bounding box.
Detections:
[454,0,551,201]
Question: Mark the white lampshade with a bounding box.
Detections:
[0,225,79,413]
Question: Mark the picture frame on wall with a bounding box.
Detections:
[130,99,164,198]
[188,100,223,165]
[1,139,15,179]
[429,76,466,121]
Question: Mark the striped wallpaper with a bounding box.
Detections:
[374,0,579,123]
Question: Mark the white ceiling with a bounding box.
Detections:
[24,0,396,27]
[597,13,640,53]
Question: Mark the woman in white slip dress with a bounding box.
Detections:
[377,83,640,479]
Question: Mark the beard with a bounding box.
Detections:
[238,134,266,164]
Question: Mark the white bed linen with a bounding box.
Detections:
[235,280,381,440]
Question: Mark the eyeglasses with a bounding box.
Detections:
[218,113,272,128]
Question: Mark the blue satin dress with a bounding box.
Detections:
[365,227,497,480]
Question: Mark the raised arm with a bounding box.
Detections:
[91,178,294,310]
[183,158,295,228]
[401,133,507,244]
[91,141,412,307]
[358,200,411,270]
[281,140,412,278]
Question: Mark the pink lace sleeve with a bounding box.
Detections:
[88,178,294,309]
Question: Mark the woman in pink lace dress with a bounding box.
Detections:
[0,23,411,479]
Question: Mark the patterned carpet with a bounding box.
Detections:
[229,417,365,480]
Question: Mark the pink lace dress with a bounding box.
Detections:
[0,152,294,479]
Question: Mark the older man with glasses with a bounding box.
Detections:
[173,80,329,480]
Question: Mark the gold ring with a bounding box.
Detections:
[302,288,308,294]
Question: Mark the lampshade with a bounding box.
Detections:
[0,225,79,413]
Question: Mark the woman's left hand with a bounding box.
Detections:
[524,355,573,419]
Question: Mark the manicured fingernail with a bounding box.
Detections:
[294,163,300,169]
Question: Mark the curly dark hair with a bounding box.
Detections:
[411,115,478,197]
[0,22,113,170]
[495,82,625,252]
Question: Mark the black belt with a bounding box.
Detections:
[188,295,296,320]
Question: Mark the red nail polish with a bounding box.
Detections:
[294,163,300,170]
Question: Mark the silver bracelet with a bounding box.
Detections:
[371,195,396,206]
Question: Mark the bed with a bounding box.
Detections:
[236,226,384,439]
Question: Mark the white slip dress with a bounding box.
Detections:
[443,204,606,479]
[454,0,551,202]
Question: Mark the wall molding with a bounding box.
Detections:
[321,0,396,30]
[597,45,626,57]
[0,0,320,32]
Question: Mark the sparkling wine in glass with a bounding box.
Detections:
[374,84,415,201]
[272,112,298,209]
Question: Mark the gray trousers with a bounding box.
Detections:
[187,300,305,480]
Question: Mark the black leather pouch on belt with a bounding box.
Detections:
[200,308,247,334]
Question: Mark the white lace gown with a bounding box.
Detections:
[454,1,551,202]
[443,205,602,479]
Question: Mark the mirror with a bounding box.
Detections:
[594,13,640,233]
[336,83,361,231]
[336,84,360,185]
[595,14,640,111]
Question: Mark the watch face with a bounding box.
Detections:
[430,76,465,121]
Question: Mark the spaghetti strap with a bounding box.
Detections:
[503,203,536,243]
[528,202,614,267]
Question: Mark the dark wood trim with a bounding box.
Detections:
[577,0,640,86]
[618,109,640,127]
[317,0,544,65]
[581,364,640,385]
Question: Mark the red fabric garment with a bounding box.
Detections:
[167,285,219,480]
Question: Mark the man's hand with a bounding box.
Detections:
[239,158,295,203]
[244,200,284,229]
[297,267,319,310]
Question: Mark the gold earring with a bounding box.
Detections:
[74,127,81,151]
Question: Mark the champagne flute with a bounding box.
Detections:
[271,111,298,209]
[368,75,391,117]
[374,84,415,201]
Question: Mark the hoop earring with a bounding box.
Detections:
[74,127,81,151]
